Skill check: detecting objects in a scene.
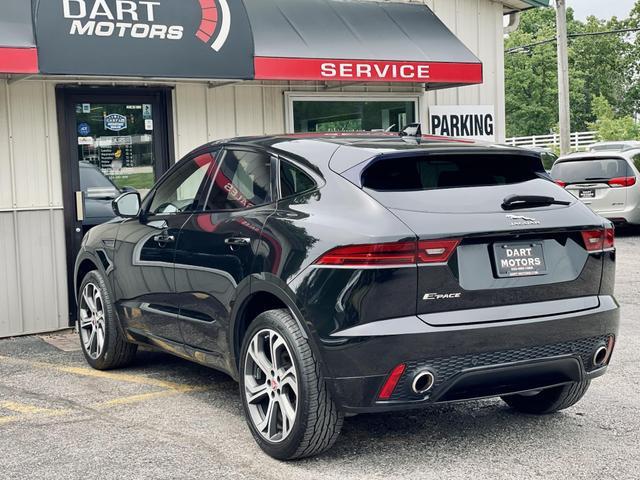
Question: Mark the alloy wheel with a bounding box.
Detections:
[79,283,106,360]
[243,329,299,443]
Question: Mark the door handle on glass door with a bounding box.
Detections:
[225,237,251,246]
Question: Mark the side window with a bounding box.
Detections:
[204,149,273,211]
[280,161,316,198]
[149,151,216,215]
[633,154,640,173]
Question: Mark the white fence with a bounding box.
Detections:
[505,131,598,150]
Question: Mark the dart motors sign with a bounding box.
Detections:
[35,0,253,78]
[429,105,496,141]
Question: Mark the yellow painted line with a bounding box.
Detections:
[0,355,196,391]
[0,355,211,425]
[54,365,194,391]
[93,385,208,409]
[0,401,61,415]
[0,410,70,426]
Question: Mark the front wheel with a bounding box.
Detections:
[78,270,137,370]
[501,380,591,414]
[239,309,344,460]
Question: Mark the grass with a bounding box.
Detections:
[110,172,155,190]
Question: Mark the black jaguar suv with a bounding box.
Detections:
[75,134,619,460]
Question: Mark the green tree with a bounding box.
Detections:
[505,6,637,137]
[588,95,640,141]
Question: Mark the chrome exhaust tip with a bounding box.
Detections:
[593,345,608,367]
[411,370,435,395]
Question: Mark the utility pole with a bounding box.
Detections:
[556,0,571,155]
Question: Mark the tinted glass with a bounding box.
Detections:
[80,164,120,199]
[149,152,216,215]
[204,149,272,210]
[293,100,415,133]
[551,158,629,183]
[281,162,316,197]
[540,152,558,171]
[362,155,544,191]
[75,102,157,197]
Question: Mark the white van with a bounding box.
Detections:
[552,149,640,224]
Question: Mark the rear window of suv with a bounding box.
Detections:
[361,154,544,191]
[551,158,629,183]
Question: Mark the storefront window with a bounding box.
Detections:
[75,103,156,197]
[291,98,417,133]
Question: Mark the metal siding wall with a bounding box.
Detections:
[173,0,506,150]
[424,0,506,141]
[0,79,68,338]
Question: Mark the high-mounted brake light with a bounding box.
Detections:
[581,228,615,252]
[608,176,636,188]
[555,180,567,188]
[378,363,406,400]
[314,239,460,267]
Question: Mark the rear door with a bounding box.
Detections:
[551,157,632,212]
[358,151,607,324]
[174,147,276,360]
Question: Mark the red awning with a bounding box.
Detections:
[246,0,483,88]
[0,48,38,74]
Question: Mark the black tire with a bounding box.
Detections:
[501,380,591,414]
[78,270,137,370]
[239,309,344,460]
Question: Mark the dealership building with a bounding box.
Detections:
[0,0,548,338]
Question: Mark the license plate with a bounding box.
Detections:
[494,243,547,278]
[579,189,596,199]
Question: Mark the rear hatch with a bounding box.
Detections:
[551,156,633,213]
[355,151,608,325]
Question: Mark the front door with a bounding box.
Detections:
[56,87,174,323]
[112,151,218,346]
[174,147,277,362]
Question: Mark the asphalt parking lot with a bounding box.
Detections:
[1,234,639,480]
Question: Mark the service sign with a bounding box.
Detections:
[429,105,496,142]
[35,0,253,78]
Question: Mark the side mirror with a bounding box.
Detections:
[112,191,141,218]
[121,186,138,194]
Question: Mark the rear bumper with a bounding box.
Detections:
[592,205,640,224]
[321,296,619,413]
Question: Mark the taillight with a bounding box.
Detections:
[314,241,416,266]
[417,239,461,264]
[378,363,406,400]
[581,228,615,252]
[604,227,615,249]
[314,239,460,266]
[608,176,636,188]
[555,180,567,187]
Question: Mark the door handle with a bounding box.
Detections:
[153,233,176,244]
[225,237,251,247]
[75,191,85,222]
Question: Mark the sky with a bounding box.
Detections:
[566,0,635,21]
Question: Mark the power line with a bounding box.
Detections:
[506,27,640,54]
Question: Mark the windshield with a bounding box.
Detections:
[551,158,629,183]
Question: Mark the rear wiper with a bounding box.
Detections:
[502,194,571,211]
[584,177,610,181]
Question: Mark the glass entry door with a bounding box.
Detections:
[76,102,157,199]
[56,87,173,324]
